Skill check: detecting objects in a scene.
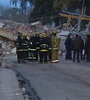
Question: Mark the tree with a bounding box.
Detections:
[85,0,90,16]
[11,0,54,24]
[10,0,90,25]
[0,6,28,23]
[54,0,75,10]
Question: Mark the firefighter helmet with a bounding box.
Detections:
[52,30,57,35]
[42,33,47,37]
[22,33,27,37]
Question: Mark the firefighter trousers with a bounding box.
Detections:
[51,49,59,62]
[29,50,37,61]
[39,51,48,63]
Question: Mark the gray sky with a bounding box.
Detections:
[0,0,20,8]
[0,0,11,6]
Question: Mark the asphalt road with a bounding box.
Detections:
[5,56,90,100]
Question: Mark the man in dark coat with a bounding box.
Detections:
[85,35,90,62]
[65,34,72,60]
[71,35,83,62]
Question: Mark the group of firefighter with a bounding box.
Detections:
[15,31,61,63]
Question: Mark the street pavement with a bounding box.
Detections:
[0,68,24,100]
[5,56,90,100]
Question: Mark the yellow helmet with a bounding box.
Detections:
[42,33,47,37]
[22,33,27,37]
[52,30,56,34]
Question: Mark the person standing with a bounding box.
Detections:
[65,34,72,60]
[71,35,83,63]
[28,34,37,61]
[51,31,61,63]
[85,35,90,62]
[22,33,29,62]
[35,33,41,61]
[15,32,23,63]
[39,33,49,63]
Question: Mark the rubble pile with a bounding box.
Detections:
[0,37,15,56]
[0,20,56,56]
[85,22,90,35]
[0,19,89,57]
[0,20,56,36]
[0,20,62,37]
[0,19,89,37]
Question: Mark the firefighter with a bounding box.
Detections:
[22,33,29,62]
[39,33,49,63]
[15,32,23,63]
[35,32,41,61]
[28,34,37,61]
[51,31,61,63]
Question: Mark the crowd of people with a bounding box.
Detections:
[65,34,90,62]
[15,31,61,63]
[16,31,90,64]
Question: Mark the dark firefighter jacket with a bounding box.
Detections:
[35,36,41,50]
[15,36,22,51]
[21,37,29,51]
[39,37,50,52]
[29,36,37,51]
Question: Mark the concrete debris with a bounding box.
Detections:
[0,20,89,38]
[30,21,41,26]
[10,47,16,54]
[21,87,26,92]
[57,30,70,37]
[0,22,5,28]
[0,38,15,56]
[0,20,56,57]
[0,20,56,38]
[0,19,90,57]
[85,22,90,35]
[57,31,70,54]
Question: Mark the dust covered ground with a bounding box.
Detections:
[4,55,90,100]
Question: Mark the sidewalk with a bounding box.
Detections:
[0,68,24,100]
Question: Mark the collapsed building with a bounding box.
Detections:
[0,19,89,56]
